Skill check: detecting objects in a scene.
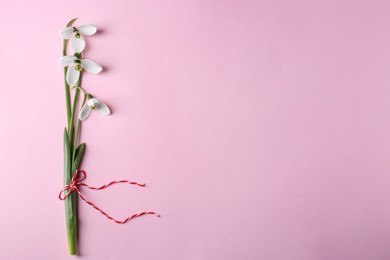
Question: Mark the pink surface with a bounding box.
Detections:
[1,0,390,259]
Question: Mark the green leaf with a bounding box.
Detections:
[72,143,85,173]
[64,128,71,185]
[64,128,78,255]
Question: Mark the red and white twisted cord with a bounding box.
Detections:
[59,169,159,224]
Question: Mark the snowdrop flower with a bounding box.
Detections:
[60,56,102,86]
[79,97,110,121]
[60,24,97,53]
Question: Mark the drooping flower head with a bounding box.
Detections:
[60,24,97,53]
[60,55,102,86]
[79,96,111,121]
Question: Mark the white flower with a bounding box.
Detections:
[79,98,111,121]
[60,56,102,86]
[60,24,97,53]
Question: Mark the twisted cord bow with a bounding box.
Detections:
[59,169,159,224]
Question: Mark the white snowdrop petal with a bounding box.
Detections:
[60,55,77,67]
[78,24,97,36]
[71,34,85,53]
[66,64,80,86]
[96,102,111,116]
[60,27,74,39]
[81,59,102,74]
[87,98,99,107]
[79,103,92,121]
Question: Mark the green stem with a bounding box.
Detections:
[63,44,71,128]
[68,90,79,147]
[63,17,79,256]
[68,73,82,148]
[73,94,86,160]
[63,18,77,128]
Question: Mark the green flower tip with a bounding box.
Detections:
[67,18,78,27]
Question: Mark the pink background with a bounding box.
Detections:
[1,0,390,259]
